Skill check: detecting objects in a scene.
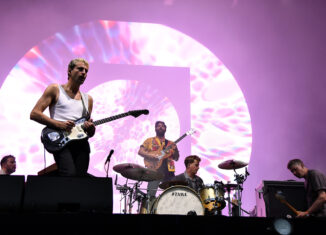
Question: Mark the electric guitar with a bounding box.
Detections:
[144,129,196,170]
[275,191,299,216]
[41,109,149,153]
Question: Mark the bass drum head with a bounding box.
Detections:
[152,186,204,215]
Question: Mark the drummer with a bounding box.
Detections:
[172,155,204,193]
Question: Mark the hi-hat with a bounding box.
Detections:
[113,163,143,174]
[159,180,188,190]
[218,160,248,170]
[121,167,164,182]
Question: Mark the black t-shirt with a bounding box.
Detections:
[305,169,326,217]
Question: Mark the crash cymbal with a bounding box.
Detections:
[218,160,248,170]
[121,167,164,182]
[113,163,143,173]
[159,180,188,190]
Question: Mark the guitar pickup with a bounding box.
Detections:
[47,132,60,141]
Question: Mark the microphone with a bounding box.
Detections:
[245,167,250,176]
[105,149,114,165]
[115,174,118,185]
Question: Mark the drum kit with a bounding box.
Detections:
[113,159,250,216]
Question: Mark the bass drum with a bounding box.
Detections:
[151,186,204,215]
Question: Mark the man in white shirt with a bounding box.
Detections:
[30,58,95,176]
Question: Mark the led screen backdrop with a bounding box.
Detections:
[0,20,252,213]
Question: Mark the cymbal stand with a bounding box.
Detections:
[116,178,132,214]
[132,181,146,214]
[233,167,249,216]
[212,181,226,215]
[222,182,233,217]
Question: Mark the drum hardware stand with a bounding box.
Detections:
[213,181,225,215]
[224,183,233,217]
[233,167,250,216]
[131,181,146,214]
[144,187,157,214]
[116,178,133,214]
[230,198,250,216]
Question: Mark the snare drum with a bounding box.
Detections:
[199,184,226,213]
[151,186,205,215]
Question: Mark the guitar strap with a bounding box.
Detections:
[163,139,175,172]
[163,139,168,150]
[80,92,90,120]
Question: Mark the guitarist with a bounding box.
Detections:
[30,58,95,176]
[287,158,326,217]
[138,121,179,198]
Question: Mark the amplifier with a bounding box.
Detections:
[255,180,306,217]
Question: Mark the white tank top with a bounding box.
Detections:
[49,85,89,121]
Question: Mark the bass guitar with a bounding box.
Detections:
[275,191,299,216]
[144,129,196,170]
[41,109,149,153]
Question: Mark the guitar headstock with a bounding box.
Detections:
[275,191,286,203]
[186,128,196,136]
[129,109,149,118]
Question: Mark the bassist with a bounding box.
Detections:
[30,58,95,176]
[138,121,179,198]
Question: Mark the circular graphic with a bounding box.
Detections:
[0,20,252,213]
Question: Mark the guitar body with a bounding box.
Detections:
[41,109,149,154]
[41,117,88,153]
[143,129,196,170]
[144,147,173,170]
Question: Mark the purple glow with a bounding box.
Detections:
[0,20,251,213]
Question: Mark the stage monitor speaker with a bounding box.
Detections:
[256,180,306,218]
[24,175,113,213]
[0,175,25,212]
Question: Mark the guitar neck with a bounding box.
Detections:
[164,133,187,150]
[174,133,187,144]
[93,112,130,126]
[283,201,299,215]
[276,194,299,216]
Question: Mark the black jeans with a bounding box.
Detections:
[53,140,90,176]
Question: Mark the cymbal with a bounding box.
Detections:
[113,163,143,174]
[159,180,188,190]
[121,167,164,182]
[218,160,248,170]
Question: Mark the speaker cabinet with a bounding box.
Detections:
[256,180,306,217]
[24,175,113,213]
[0,175,25,212]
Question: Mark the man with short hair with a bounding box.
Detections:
[0,155,16,175]
[172,155,204,193]
[287,158,326,217]
[138,121,179,197]
[30,58,95,176]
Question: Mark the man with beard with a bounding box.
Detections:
[30,58,95,177]
[0,155,16,175]
[138,121,179,198]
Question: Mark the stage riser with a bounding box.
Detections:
[0,175,113,213]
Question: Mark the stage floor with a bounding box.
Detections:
[0,212,324,235]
